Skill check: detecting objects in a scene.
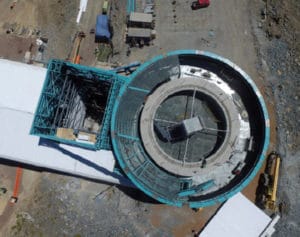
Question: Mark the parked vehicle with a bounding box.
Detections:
[191,0,210,10]
[95,14,111,43]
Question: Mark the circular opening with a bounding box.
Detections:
[153,90,227,163]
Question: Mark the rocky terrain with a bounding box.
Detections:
[255,0,300,236]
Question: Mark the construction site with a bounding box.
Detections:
[0,0,299,236]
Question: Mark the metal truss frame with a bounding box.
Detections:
[31,59,124,150]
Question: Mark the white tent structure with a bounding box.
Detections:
[0,59,130,186]
[199,192,280,237]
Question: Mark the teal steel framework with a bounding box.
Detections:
[31,59,124,150]
[126,0,135,14]
[111,50,270,207]
[30,50,269,208]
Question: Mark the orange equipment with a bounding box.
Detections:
[72,31,86,64]
[10,167,23,204]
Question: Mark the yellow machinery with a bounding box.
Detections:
[262,151,281,210]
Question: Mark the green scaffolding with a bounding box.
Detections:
[31,59,124,150]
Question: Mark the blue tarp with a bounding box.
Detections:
[96,14,111,39]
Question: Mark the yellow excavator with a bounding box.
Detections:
[257,151,281,211]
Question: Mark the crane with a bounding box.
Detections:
[10,167,23,204]
[71,31,86,64]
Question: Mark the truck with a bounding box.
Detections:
[95,14,111,43]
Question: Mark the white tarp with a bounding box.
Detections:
[0,59,45,113]
[77,0,89,23]
[0,59,130,186]
[199,192,272,237]
[129,12,153,23]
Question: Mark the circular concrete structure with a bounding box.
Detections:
[111,50,269,208]
[140,77,240,176]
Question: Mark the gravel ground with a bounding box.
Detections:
[0,0,79,62]
[3,172,219,237]
[36,0,79,60]
[251,0,300,236]
[6,174,157,237]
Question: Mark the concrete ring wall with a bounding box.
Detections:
[140,77,240,177]
[111,50,270,208]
